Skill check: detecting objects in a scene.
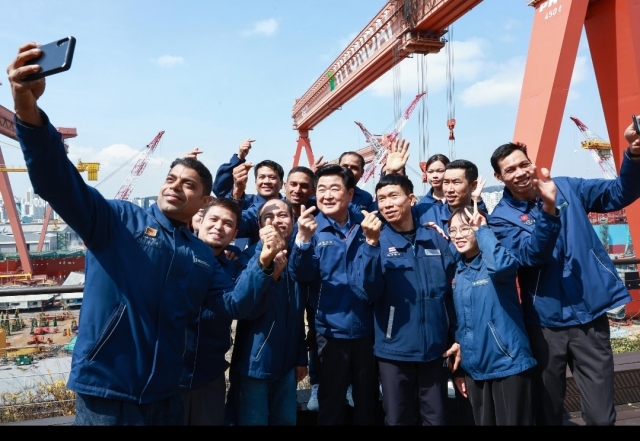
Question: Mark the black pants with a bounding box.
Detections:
[377,357,447,426]
[180,373,226,425]
[316,333,376,425]
[465,369,533,425]
[526,314,616,426]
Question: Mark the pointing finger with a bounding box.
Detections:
[247,138,256,143]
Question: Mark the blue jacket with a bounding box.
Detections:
[352,186,374,213]
[490,153,640,327]
[453,223,558,381]
[231,240,315,379]
[417,188,444,206]
[180,251,275,390]
[17,112,272,404]
[354,220,457,362]
[308,210,375,339]
[213,153,282,206]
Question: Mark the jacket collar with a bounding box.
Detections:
[501,187,534,213]
[456,252,482,272]
[383,215,436,249]
[149,203,194,241]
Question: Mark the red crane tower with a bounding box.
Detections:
[114,131,165,201]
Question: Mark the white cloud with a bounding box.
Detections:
[459,56,526,107]
[368,38,488,97]
[152,55,185,68]
[242,18,279,37]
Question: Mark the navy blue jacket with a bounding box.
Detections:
[417,188,444,206]
[308,210,375,339]
[490,153,640,327]
[213,153,282,206]
[180,250,275,390]
[354,220,457,362]
[453,222,558,381]
[231,240,315,379]
[17,112,272,404]
[352,186,374,213]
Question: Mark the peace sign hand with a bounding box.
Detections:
[463,200,487,232]
[296,205,317,243]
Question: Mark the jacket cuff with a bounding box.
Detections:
[363,242,381,257]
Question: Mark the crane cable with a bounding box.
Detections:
[93,145,147,189]
[446,25,456,160]
[417,54,429,194]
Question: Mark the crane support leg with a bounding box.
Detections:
[293,129,315,168]
[37,205,53,252]
[585,0,640,254]
[515,0,640,262]
[0,149,32,274]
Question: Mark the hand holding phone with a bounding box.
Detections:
[22,37,76,82]
[633,115,640,136]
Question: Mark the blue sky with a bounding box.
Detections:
[0,0,612,200]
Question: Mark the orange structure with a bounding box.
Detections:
[291,0,483,168]
[0,104,78,275]
[514,0,640,317]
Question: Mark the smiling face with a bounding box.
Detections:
[442,168,476,209]
[376,184,414,231]
[316,174,353,222]
[448,212,479,258]
[426,160,447,190]
[198,205,238,254]
[285,172,314,207]
[339,154,364,184]
[157,164,211,224]
[495,150,536,200]
[255,165,283,199]
[259,199,294,241]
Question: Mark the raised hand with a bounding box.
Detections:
[259,218,287,267]
[311,156,328,173]
[361,210,382,246]
[272,250,288,281]
[463,200,487,231]
[471,175,487,202]
[238,138,255,160]
[183,148,203,159]
[423,221,448,240]
[232,163,253,199]
[296,205,318,243]
[385,139,410,174]
[7,42,46,126]
[531,166,557,215]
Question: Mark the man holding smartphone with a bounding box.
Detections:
[7,42,284,426]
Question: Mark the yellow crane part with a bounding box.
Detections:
[0,160,100,181]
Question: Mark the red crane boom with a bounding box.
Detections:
[114,131,165,201]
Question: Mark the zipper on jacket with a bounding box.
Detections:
[488,321,513,359]
[255,321,276,360]
[87,304,127,362]
[591,249,621,281]
[532,269,542,305]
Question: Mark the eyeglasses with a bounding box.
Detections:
[447,226,474,238]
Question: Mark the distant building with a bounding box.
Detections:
[132,196,158,209]
[481,185,504,214]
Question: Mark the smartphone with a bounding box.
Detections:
[23,36,76,81]
[634,115,640,135]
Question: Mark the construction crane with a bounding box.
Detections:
[291,0,483,168]
[355,92,426,184]
[114,131,165,201]
[0,161,100,181]
[569,116,616,179]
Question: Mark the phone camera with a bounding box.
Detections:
[57,39,67,47]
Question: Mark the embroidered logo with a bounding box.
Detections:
[193,255,210,269]
[317,240,334,247]
[387,246,402,258]
[145,227,157,237]
[424,249,441,256]
[519,214,535,226]
[472,278,490,287]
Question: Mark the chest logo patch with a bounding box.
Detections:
[145,227,158,237]
[519,214,535,226]
[317,240,334,247]
[472,278,489,287]
[193,255,210,269]
[424,249,441,256]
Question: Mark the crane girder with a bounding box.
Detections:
[291,0,481,133]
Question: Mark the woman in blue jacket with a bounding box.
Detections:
[449,170,560,425]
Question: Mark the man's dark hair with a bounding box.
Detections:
[202,197,241,227]
[426,154,450,168]
[288,166,315,186]
[169,157,213,195]
[315,164,355,190]
[490,143,529,174]
[257,199,294,224]
[375,174,414,196]
[339,151,365,171]
[446,159,479,185]
[254,160,285,181]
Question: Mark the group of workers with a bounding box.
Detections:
[7,42,640,426]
